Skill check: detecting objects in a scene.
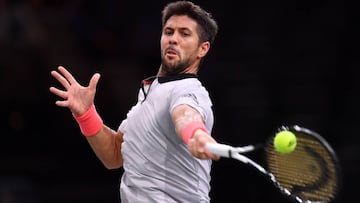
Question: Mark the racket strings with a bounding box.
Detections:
[266,132,339,202]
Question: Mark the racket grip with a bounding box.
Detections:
[206,143,233,158]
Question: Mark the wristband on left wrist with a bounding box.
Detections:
[181,121,207,144]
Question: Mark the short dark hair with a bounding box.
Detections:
[161,1,218,45]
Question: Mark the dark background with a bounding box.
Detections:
[0,0,358,202]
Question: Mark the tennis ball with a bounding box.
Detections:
[274,130,297,154]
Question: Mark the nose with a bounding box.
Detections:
[168,32,179,45]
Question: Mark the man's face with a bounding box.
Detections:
[160,15,202,75]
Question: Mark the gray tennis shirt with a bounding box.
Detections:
[118,74,214,203]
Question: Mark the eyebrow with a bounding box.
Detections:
[164,26,193,32]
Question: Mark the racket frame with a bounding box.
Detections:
[206,125,341,203]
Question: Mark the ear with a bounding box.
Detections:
[197,41,210,58]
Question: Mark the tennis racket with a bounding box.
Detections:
[206,125,341,203]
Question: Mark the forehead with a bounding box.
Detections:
[164,15,198,30]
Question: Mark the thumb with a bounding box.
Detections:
[89,73,101,90]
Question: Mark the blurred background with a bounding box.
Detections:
[0,0,358,202]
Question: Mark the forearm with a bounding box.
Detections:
[172,104,219,160]
[73,104,123,169]
[172,104,204,140]
[86,125,123,169]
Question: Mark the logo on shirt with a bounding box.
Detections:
[182,93,198,104]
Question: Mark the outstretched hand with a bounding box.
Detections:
[188,130,220,161]
[49,66,101,116]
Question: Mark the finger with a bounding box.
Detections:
[49,87,68,99]
[196,132,208,153]
[188,138,196,154]
[213,155,220,160]
[55,100,69,107]
[58,66,78,86]
[206,151,220,160]
[89,73,101,90]
[198,153,207,160]
[51,70,71,89]
[189,139,208,159]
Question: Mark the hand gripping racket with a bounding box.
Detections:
[206,125,341,203]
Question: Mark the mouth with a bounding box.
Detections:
[165,48,178,57]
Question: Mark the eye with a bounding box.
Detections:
[182,32,190,37]
[179,28,191,37]
[164,29,173,36]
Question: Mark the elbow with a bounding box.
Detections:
[102,159,123,170]
[98,144,124,169]
[104,163,122,170]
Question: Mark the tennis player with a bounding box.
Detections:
[49,1,219,202]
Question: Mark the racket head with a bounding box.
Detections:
[265,125,341,203]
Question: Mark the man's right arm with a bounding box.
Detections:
[49,66,123,169]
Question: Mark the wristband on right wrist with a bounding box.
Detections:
[73,104,103,137]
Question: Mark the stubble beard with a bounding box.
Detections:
[160,55,191,76]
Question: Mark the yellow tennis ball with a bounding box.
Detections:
[274,130,297,154]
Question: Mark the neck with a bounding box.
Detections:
[157,64,199,77]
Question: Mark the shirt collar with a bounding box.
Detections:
[158,74,198,83]
[142,74,198,84]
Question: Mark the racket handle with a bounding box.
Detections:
[206,143,234,158]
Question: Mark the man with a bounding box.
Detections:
[50,1,219,202]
